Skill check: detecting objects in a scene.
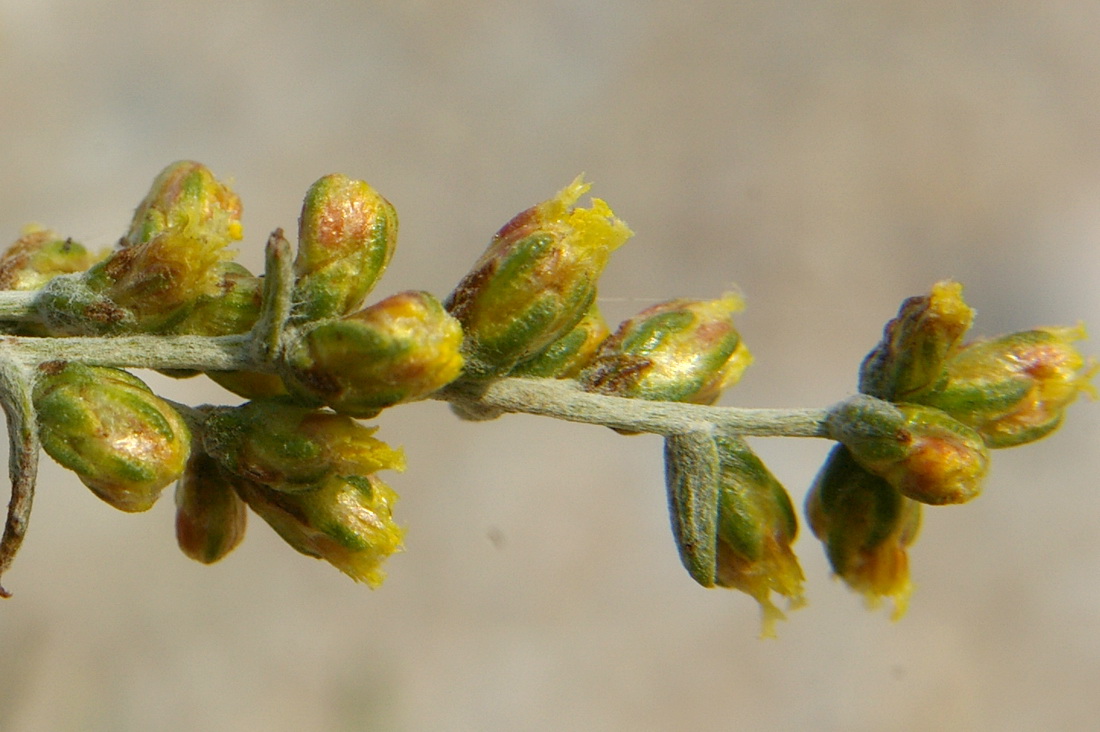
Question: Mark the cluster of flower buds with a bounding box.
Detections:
[0,161,465,587]
[808,281,1095,614]
[0,161,1092,634]
[196,399,406,586]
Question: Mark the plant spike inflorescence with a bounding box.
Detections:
[0,162,1093,635]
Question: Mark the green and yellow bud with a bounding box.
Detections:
[33,363,191,512]
[445,176,632,377]
[581,294,752,404]
[0,226,100,291]
[175,450,248,564]
[124,160,243,247]
[235,473,403,588]
[859,281,974,401]
[282,291,465,418]
[914,325,1096,448]
[664,430,803,636]
[293,174,398,321]
[712,436,805,637]
[806,444,921,618]
[202,399,405,493]
[35,164,241,335]
[509,302,609,378]
[829,396,989,505]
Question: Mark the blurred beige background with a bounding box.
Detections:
[1,1,1099,730]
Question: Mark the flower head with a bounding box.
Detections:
[293,174,398,321]
[175,450,248,564]
[806,445,921,618]
[202,399,405,493]
[582,294,751,404]
[0,226,100,291]
[712,436,805,637]
[34,363,191,512]
[829,396,989,505]
[446,176,631,377]
[860,280,974,401]
[282,291,465,418]
[915,325,1097,447]
[235,474,403,587]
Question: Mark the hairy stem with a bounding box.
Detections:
[0,353,39,596]
[437,377,834,438]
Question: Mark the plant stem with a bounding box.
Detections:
[437,377,834,438]
[0,291,37,322]
[2,334,254,372]
[0,352,39,597]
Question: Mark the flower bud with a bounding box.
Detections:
[35,164,241,335]
[509,302,609,378]
[281,291,465,418]
[664,431,804,636]
[175,450,247,564]
[445,176,632,377]
[859,281,974,401]
[293,174,398,321]
[34,363,191,512]
[806,444,921,618]
[124,160,243,247]
[712,436,804,637]
[202,399,405,493]
[914,325,1096,448]
[581,294,752,404]
[829,396,989,505]
[0,226,99,291]
[235,473,403,588]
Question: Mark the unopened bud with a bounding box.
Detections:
[806,444,921,618]
[202,399,405,493]
[915,325,1096,447]
[859,281,974,401]
[581,294,751,404]
[235,473,403,588]
[713,435,804,637]
[509,303,609,378]
[282,291,465,418]
[829,396,989,505]
[175,450,247,564]
[34,363,191,512]
[293,174,398,321]
[445,176,632,377]
[0,226,99,290]
[36,163,241,334]
[124,160,243,247]
[664,430,804,637]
